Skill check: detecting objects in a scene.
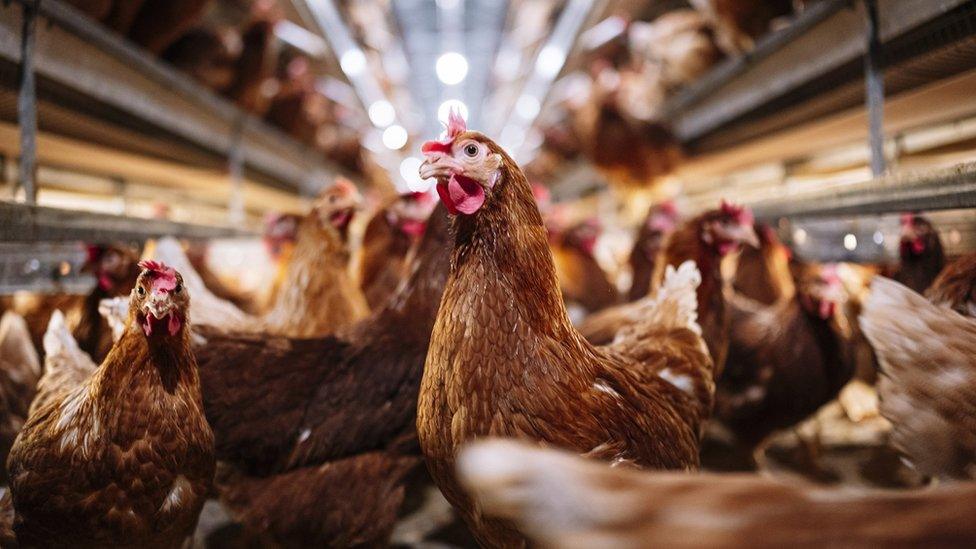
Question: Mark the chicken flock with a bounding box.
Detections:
[0,106,972,547]
[59,0,822,190]
[0,0,973,547]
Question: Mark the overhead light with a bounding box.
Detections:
[949,228,962,245]
[438,99,468,124]
[872,230,885,245]
[400,157,427,191]
[515,95,541,120]
[340,49,366,76]
[382,125,408,150]
[436,52,469,85]
[368,100,396,127]
[535,45,566,78]
[793,227,807,245]
[844,233,858,251]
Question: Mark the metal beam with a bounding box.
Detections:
[750,161,976,220]
[16,0,37,204]
[0,201,256,242]
[863,0,886,176]
[1,0,352,193]
[664,0,970,143]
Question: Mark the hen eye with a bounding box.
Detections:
[137,286,146,296]
[464,144,479,157]
[174,283,183,293]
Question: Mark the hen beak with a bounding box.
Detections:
[732,224,761,249]
[420,154,462,182]
[143,291,176,320]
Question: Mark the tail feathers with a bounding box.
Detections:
[0,311,40,378]
[151,238,255,331]
[42,310,80,359]
[616,260,702,342]
[860,276,976,480]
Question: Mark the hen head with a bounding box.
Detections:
[312,177,361,236]
[797,263,846,320]
[646,201,679,233]
[388,191,436,239]
[565,219,603,256]
[899,213,938,258]
[84,244,141,294]
[700,200,759,255]
[131,260,188,339]
[263,212,300,258]
[419,110,507,216]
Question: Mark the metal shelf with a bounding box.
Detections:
[0,0,354,195]
[750,161,976,220]
[1,201,256,242]
[664,0,974,151]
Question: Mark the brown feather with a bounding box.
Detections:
[459,439,976,549]
[7,270,214,547]
[419,132,713,547]
[193,206,452,546]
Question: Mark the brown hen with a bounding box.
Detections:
[128,0,213,55]
[459,439,976,549]
[689,0,794,54]
[579,201,759,374]
[192,206,451,546]
[731,222,795,305]
[716,263,854,453]
[550,218,620,313]
[6,262,214,547]
[861,264,976,481]
[359,191,436,310]
[152,179,368,338]
[893,214,946,294]
[627,201,679,301]
[0,313,40,480]
[417,115,714,547]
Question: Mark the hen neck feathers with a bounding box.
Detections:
[448,167,577,341]
[94,325,197,399]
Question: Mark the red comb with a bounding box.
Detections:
[333,177,357,196]
[421,108,468,154]
[655,200,678,217]
[821,264,842,285]
[85,244,104,264]
[138,260,177,292]
[900,213,916,228]
[446,108,466,138]
[720,200,754,226]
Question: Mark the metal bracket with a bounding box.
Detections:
[863,0,886,176]
[16,0,37,204]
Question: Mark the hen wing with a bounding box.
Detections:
[607,261,713,421]
[0,312,40,402]
[860,277,976,480]
[194,327,345,473]
[216,453,418,547]
[30,311,96,415]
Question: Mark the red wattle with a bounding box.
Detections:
[437,175,485,216]
[436,183,459,215]
[168,314,182,336]
[400,219,427,238]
